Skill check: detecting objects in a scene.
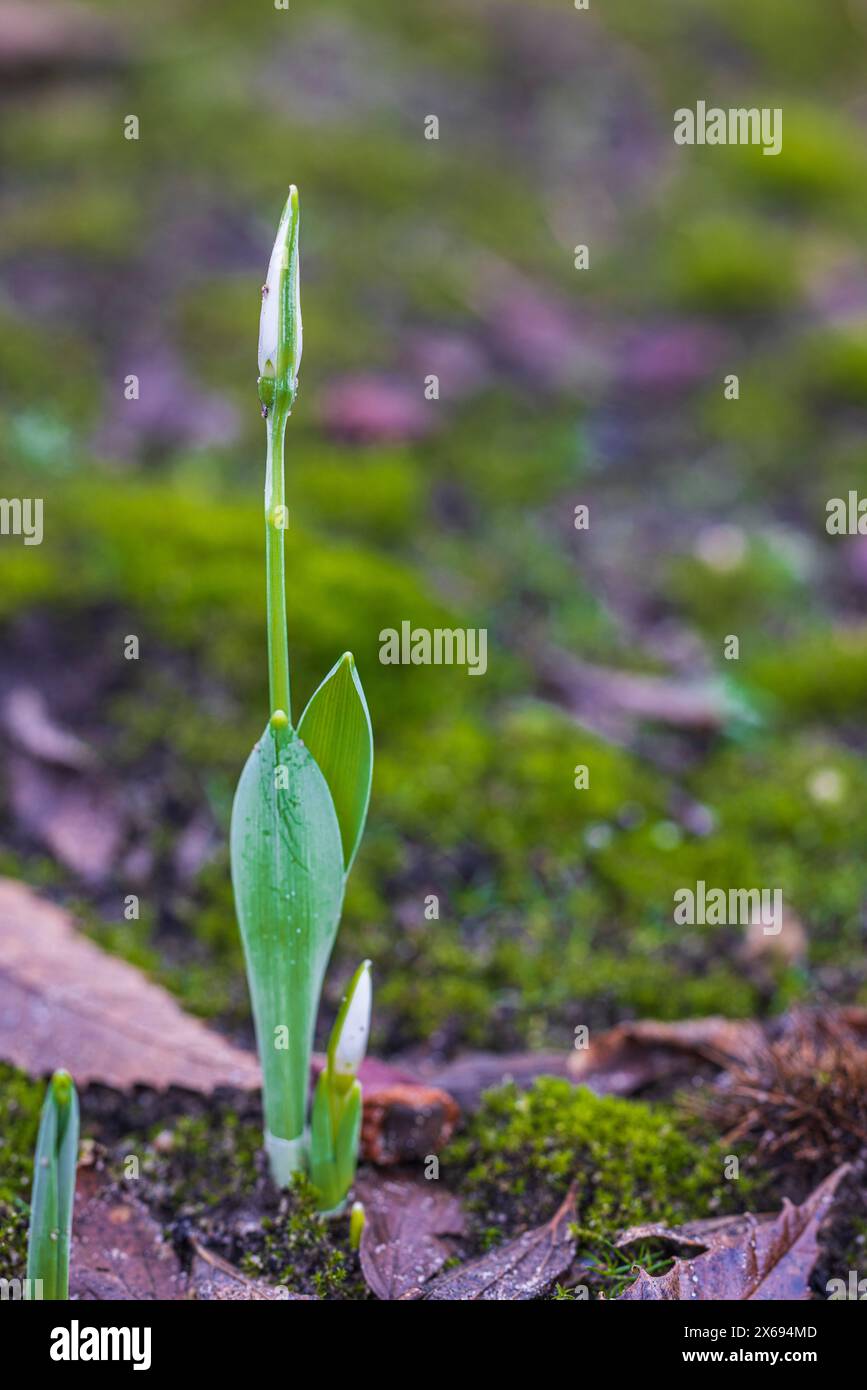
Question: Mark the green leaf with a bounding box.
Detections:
[298,652,373,872]
[335,1080,362,1197]
[27,1070,78,1300]
[310,1074,362,1213]
[231,726,344,1154]
[309,1072,339,1208]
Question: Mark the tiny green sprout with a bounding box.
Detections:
[310,960,372,1214]
[26,1069,79,1300]
[231,189,374,1194]
[349,1201,365,1251]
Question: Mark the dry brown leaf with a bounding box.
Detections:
[0,877,261,1092]
[618,1164,850,1301]
[358,1172,466,1299]
[616,1212,776,1258]
[70,1168,186,1300]
[419,1185,577,1301]
[569,1017,762,1095]
[8,756,126,884]
[538,647,738,741]
[2,687,94,769]
[0,2,125,75]
[426,1050,573,1111]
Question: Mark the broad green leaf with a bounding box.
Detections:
[298,652,373,872]
[231,726,344,1149]
[27,1070,78,1300]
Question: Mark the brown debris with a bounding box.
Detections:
[618,1165,851,1300]
[538,647,739,741]
[695,1010,867,1172]
[569,1016,761,1095]
[357,1172,466,1300]
[70,1168,186,1301]
[426,1050,573,1110]
[2,686,94,770]
[8,755,126,885]
[419,1185,578,1301]
[360,1083,460,1166]
[0,3,126,79]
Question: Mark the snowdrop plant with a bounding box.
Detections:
[231,187,374,1194]
[26,1069,79,1300]
[310,959,371,1213]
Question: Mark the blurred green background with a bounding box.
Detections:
[2,0,867,1057]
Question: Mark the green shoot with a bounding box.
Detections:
[26,1069,79,1300]
[349,1201,365,1250]
[310,961,372,1213]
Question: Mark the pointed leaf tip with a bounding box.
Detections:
[328,959,372,1083]
[298,655,373,872]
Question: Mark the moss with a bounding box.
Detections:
[690,738,867,975]
[726,105,867,212]
[445,1078,756,1293]
[798,326,867,408]
[746,627,867,722]
[0,309,99,424]
[665,214,797,315]
[0,477,458,730]
[239,1175,366,1300]
[131,1109,367,1299]
[0,1067,47,1281]
[0,185,141,259]
[664,530,816,644]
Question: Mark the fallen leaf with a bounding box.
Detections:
[419,1186,577,1301]
[173,811,217,885]
[618,1165,851,1300]
[8,756,126,884]
[427,1050,573,1111]
[538,647,748,741]
[2,686,94,769]
[357,1172,466,1300]
[0,2,125,77]
[0,877,261,1092]
[569,1017,761,1095]
[188,1238,312,1300]
[615,1211,775,1258]
[70,1168,186,1300]
[319,374,435,444]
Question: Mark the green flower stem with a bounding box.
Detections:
[265,401,291,724]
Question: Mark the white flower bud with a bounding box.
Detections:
[330,960,372,1082]
[258,186,302,390]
